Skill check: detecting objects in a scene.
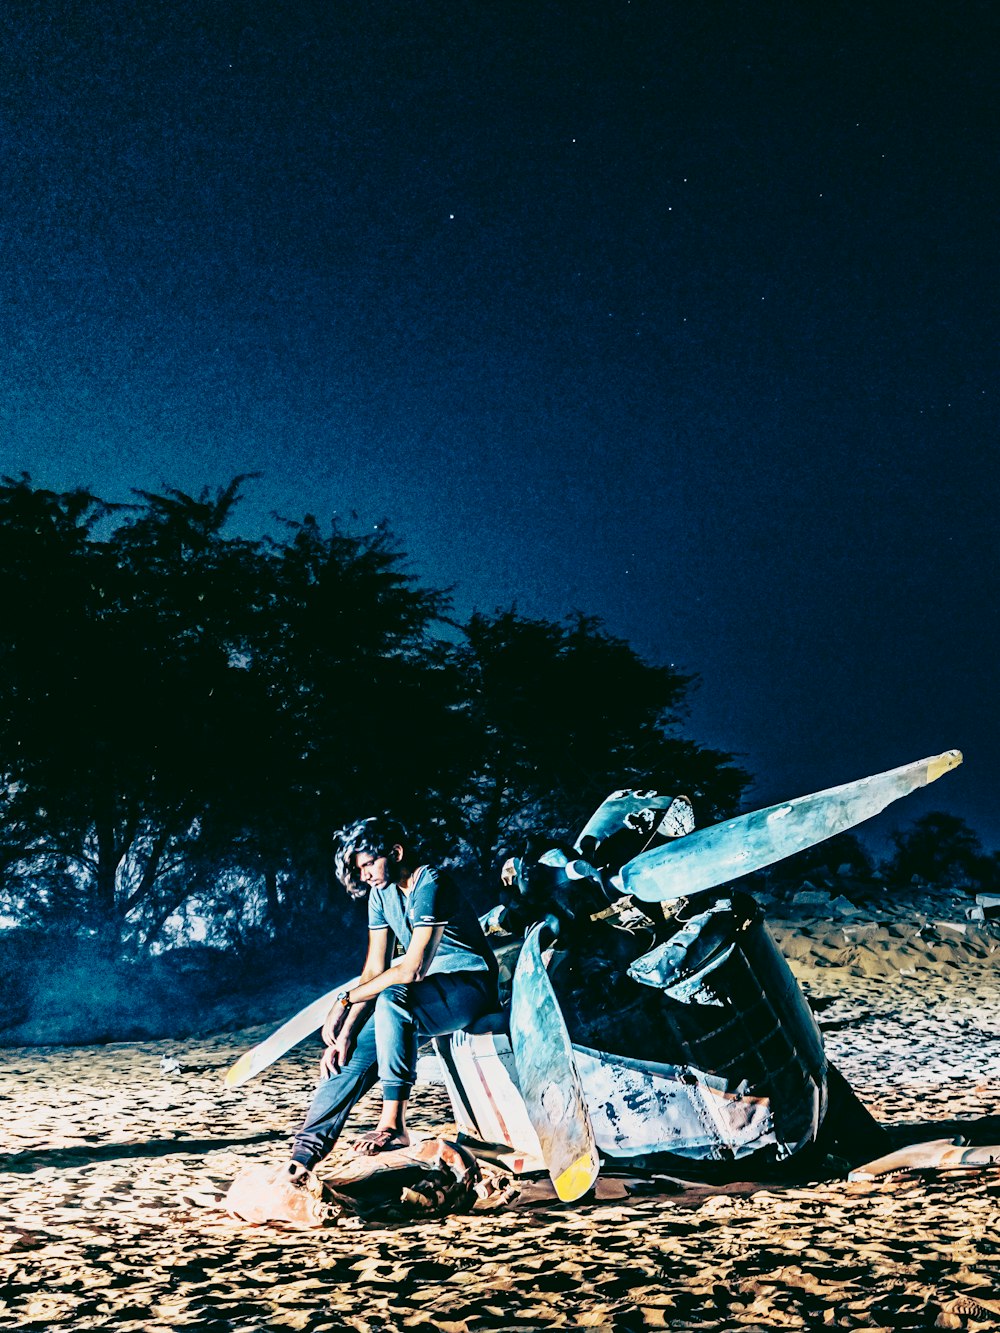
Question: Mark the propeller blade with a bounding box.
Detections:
[509,919,601,1201]
[622,750,963,904]
[223,976,361,1089]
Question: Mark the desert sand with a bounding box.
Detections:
[2,917,998,1332]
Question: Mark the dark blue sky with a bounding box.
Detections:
[2,1,996,849]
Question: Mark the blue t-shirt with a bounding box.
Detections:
[367,866,496,977]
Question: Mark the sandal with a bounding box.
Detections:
[351,1128,411,1156]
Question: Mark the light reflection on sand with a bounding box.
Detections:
[2,920,998,1331]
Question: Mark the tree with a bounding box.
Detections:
[0,475,114,935]
[0,474,282,951]
[443,609,749,877]
[226,512,459,929]
[0,476,460,952]
[883,812,990,892]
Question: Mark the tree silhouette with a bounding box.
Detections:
[444,609,749,876]
[0,476,115,935]
[0,475,282,951]
[229,512,457,929]
[0,477,753,960]
[883,811,991,892]
[0,477,458,951]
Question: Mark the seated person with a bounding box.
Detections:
[289,816,499,1170]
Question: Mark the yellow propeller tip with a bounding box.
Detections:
[223,1053,253,1088]
[554,1151,599,1202]
[927,750,963,783]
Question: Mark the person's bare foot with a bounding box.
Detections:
[351,1127,410,1155]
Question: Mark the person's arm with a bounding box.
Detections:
[345,923,446,1004]
[318,925,445,1076]
[343,868,453,1004]
[323,870,453,1067]
[359,928,392,985]
[320,928,390,1051]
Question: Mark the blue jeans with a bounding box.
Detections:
[291,969,497,1168]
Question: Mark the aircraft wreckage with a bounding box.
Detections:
[225,749,964,1203]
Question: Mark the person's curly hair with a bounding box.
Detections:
[333,815,409,899]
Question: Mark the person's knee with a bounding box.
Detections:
[375,984,412,1021]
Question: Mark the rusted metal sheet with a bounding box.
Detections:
[577,790,695,854]
[574,1046,777,1158]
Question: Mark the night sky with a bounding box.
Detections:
[2,1,996,850]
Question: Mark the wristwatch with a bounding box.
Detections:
[338,991,353,1009]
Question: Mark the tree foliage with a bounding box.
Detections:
[446,609,749,875]
[883,811,998,893]
[0,475,750,956]
[0,475,451,952]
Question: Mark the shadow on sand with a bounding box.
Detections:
[886,1113,1000,1148]
[1,1130,285,1174]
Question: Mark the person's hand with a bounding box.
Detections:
[320,999,349,1048]
[319,1030,352,1079]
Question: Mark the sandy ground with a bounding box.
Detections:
[2,919,999,1332]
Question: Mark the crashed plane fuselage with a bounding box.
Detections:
[437,888,827,1170]
[435,755,961,1186]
